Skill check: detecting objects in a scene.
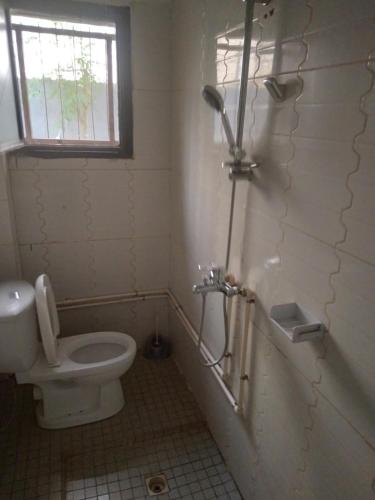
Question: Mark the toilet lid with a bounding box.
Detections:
[35,274,61,367]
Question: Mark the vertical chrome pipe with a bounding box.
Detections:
[235,0,256,153]
[226,0,257,269]
[225,179,237,270]
[225,0,257,269]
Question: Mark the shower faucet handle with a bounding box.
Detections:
[193,264,240,297]
[198,264,224,284]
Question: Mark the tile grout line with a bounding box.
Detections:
[215,57,375,89]
[80,158,100,331]
[31,156,51,277]
[127,168,138,341]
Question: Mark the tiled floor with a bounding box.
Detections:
[0,356,241,500]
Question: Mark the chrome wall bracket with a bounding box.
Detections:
[223,160,260,181]
[264,77,287,102]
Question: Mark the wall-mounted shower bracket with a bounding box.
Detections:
[223,160,260,181]
[264,77,287,102]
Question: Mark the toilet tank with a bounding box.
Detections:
[0,280,39,373]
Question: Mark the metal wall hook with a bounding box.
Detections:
[263,77,287,102]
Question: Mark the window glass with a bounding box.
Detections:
[11,14,118,145]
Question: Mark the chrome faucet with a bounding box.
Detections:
[192,265,240,298]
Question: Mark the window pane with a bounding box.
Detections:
[12,15,115,35]
[21,30,110,142]
[112,40,119,142]
[12,11,122,146]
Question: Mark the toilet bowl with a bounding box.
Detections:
[15,275,137,429]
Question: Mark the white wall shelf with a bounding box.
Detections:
[270,303,325,343]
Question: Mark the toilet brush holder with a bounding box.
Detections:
[143,333,171,360]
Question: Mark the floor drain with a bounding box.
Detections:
[145,474,169,496]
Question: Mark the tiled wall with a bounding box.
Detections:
[170,0,375,498]
[9,155,170,300]
[2,1,172,342]
[0,154,19,281]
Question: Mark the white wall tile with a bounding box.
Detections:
[303,19,375,70]
[252,332,315,499]
[38,170,89,243]
[10,170,45,244]
[0,156,7,201]
[133,90,171,163]
[340,144,375,265]
[132,2,171,90]
[19,243,48,285]
[298,64,372,105]
[318,251,375,445]
[134,170,170,237]
[135,236,169,290]
[0,244,17,280]
[340,216,375,266]
[296,104,365,143]
[301,393,375,499]
[87,170,133,240]
[46,242,93,300]
[257,40,307,78]
[92,239,133,296]
[308,0,375,33]
[20,242,92,300]
[289,136,356,179]
[255,0,310,49]
[284,198,344,245]
[171,0,204,90]
[0,200,13,245]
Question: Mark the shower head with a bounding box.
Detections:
[202,85,224,112]
[202,85,236,153]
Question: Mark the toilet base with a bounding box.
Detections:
[34,378,125,429]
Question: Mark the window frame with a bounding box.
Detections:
[6,0,133,159]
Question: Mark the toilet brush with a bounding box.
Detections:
[143,314,171,360]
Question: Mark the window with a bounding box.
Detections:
[8,1,132,158]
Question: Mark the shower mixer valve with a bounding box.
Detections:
[192,265,241,298]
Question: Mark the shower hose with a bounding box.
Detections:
[197,292,229,368]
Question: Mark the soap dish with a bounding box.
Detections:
[270,303,325,343]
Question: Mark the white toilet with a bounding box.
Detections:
[0,275,136,429]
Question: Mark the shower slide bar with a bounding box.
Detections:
[57,289,253,414]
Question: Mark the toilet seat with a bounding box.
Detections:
[35,274,61,366]
[16,331,137,384]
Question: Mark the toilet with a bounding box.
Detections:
[0,275,136,429]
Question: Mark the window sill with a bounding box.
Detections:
[17,143,133,159]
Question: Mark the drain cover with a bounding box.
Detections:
[145,474,169,496]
